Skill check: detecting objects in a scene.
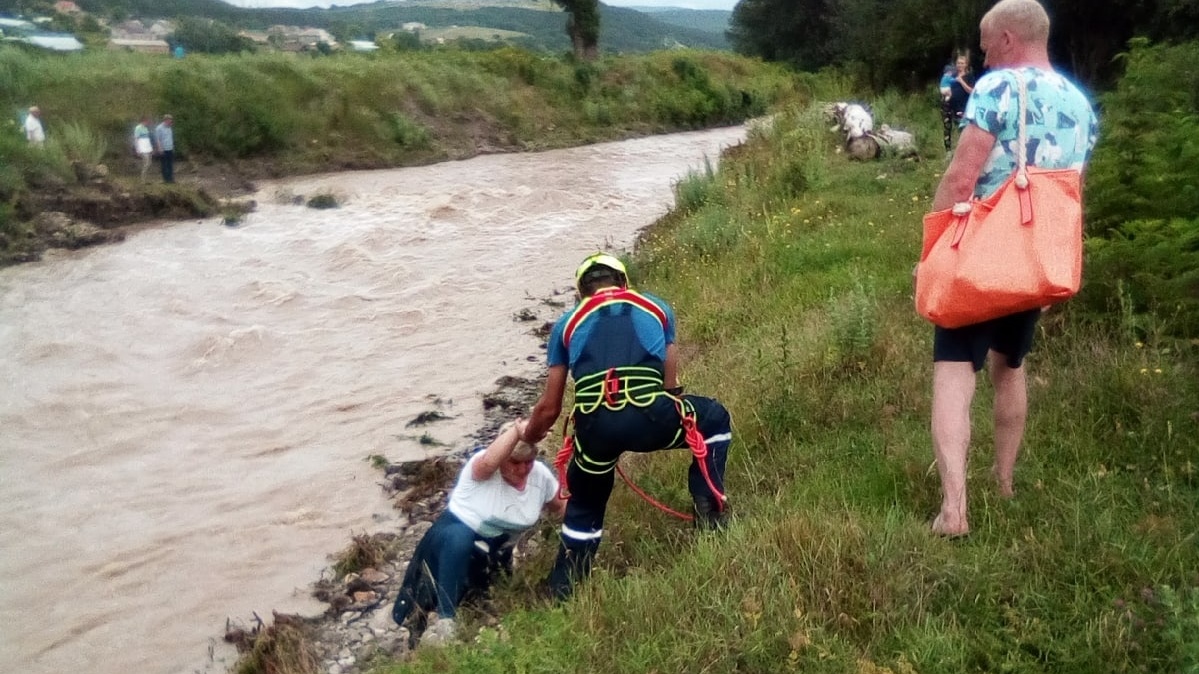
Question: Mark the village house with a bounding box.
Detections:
[107,18,172,54]
[53,1,81,14]
[266,25,338,52]
[108,37,169,54]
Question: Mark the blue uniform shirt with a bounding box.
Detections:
[546,289,676,376]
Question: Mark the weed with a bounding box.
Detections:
[229,613,319,674]
[330,533,387,580]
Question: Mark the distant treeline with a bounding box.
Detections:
[728,0,1199,93]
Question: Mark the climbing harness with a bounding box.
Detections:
[551,286,727,521]
[552,374,727,522]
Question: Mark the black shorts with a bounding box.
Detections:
[933,309,1041,372]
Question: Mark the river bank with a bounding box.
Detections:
[223,374,551,674]
[2,47,800,268]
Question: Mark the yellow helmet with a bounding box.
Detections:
[574,252,627,293]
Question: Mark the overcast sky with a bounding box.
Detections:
[222,1,739,10]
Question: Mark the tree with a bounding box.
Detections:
[170,17,254,55]
[551,0,599,60]
[729,0,836,72]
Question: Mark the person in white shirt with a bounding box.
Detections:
[24,106,45,146]
[392,418,565,645]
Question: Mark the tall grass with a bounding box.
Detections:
[0,46,798,177]
[377,97,1198,674]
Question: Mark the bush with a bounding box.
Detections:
[1083,38,1199,337]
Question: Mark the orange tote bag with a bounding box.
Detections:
[915,72,1084,329]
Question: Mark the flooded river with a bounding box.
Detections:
[0,125,746,674]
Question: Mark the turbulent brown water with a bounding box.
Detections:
[0,126,746,674]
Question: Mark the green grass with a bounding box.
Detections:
[372,103,1199,674]
[1,47,797,172]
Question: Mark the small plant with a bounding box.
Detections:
[828,277,877,367]
[367,454,389,469]
[387,112,430,148]
[53,121,107,167]
[330,533,387,580]
[673,157,717,214]
[228,613,318,674]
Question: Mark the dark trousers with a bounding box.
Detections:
[941,104,963,151]
[159,150,174,183]
[391,511,511,625]
[547,394,731,597]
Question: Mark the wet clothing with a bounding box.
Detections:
[544,288,732,598]
[392,453,557,623]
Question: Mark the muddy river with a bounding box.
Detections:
[0,125,747,674]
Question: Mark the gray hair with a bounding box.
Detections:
[982,0,1051,45]
[497,420,539,461]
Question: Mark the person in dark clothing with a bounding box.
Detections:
[521,253,733,600]
[154,114,175,184]
[940,52,976,153]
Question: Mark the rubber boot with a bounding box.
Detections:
[692,496,729,531]
[546,540,598,600]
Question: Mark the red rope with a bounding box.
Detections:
[617,463,694,521]
[552,398,727,520]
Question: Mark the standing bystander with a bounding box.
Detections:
[133,117,153,182]
[925,0,1098,537]
[940,51,976,154]
[24,106,45,147]
[155,114,175,184]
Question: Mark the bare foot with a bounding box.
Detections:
[992,466,1015,498]
[931,512,970,538]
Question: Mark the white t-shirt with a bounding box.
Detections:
[448,453,558,539]
[24,114,44,144]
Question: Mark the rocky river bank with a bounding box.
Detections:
[220,361,554,673]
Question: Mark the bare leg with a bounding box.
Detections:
[931,360,977,536]
[988,350,1027,498]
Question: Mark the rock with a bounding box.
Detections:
[360,568,389,584]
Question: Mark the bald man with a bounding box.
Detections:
[926,0,1099,537]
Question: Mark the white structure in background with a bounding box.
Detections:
[0,19,84,51]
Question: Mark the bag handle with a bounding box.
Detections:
[1013,70,1035,224]
[945,69,1035,224]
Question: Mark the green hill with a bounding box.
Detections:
[631,8,731,42]
[54,0,729,52]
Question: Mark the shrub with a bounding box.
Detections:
[1083,39,1199,337]
[52,121,108,167]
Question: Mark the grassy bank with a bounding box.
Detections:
[370,95,1199,672]
[0,46,797,265]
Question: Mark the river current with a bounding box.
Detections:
[0,125,746,674]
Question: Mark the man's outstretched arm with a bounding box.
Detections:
[523,365,568,443]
